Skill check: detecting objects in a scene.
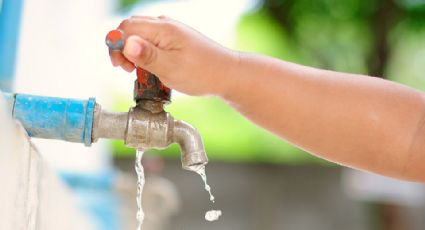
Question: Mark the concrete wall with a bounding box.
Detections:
[0,96,95,230]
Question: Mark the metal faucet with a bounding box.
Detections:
[91,97,208,171]
[1,30,208,172]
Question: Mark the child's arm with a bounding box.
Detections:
[111,16,425,182]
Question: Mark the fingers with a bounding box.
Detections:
[109,15,173,73]
[109,50,135,72]
[122,35,162,73]
[117,17,163,45]
[121,61,136,72]
[109,50,124,66]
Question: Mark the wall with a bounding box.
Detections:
[0,95,95,230]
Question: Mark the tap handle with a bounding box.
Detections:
[106,29,171,103]
[134,67,171,103]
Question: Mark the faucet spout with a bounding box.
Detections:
[173,120,208,171]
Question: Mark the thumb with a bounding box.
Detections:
[123,35,160,71]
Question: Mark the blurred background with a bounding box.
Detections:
[3,0,425,229]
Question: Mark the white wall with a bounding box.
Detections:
[0,96,95,230]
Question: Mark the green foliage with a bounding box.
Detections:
[118,0,140,10]
[386,26,425,90]
[237,5,372,74]
[237,0,425,78]
[117,0,159,11]
[236,10,301,62]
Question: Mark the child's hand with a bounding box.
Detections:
[109,16,238,96]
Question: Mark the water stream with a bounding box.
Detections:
[135,151,221,228]
[135,149,145,230]
[194,166,215,203]
[193,165,222,222]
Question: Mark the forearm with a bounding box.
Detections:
[221,52,425,181]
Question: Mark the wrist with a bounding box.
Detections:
[211,49,244,100]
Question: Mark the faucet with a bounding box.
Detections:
[91,67,208,170]
[1,30,208,172]
[91,100,207,171]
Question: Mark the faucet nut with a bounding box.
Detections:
[125,105,173,149]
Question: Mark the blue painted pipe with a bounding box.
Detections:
[5,93,96,146]
[0,0,24,91]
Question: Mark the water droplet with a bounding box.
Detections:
[205,210,222,222]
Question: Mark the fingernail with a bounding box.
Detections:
[124,37,142,58]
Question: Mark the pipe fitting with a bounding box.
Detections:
[92,104,128,141]
[125,105,174,150]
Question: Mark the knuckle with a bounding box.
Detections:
[160,21,179,35]
[158,15,170,20]
[118,18,131,30]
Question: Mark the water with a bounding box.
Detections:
[135,149,145,230]
[193,165,222,222]
[195,166,215,203]
[205,210,222,222]
[134,153,221,226]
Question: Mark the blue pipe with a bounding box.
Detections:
[0,0,24,91]
[6,93,96,146]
